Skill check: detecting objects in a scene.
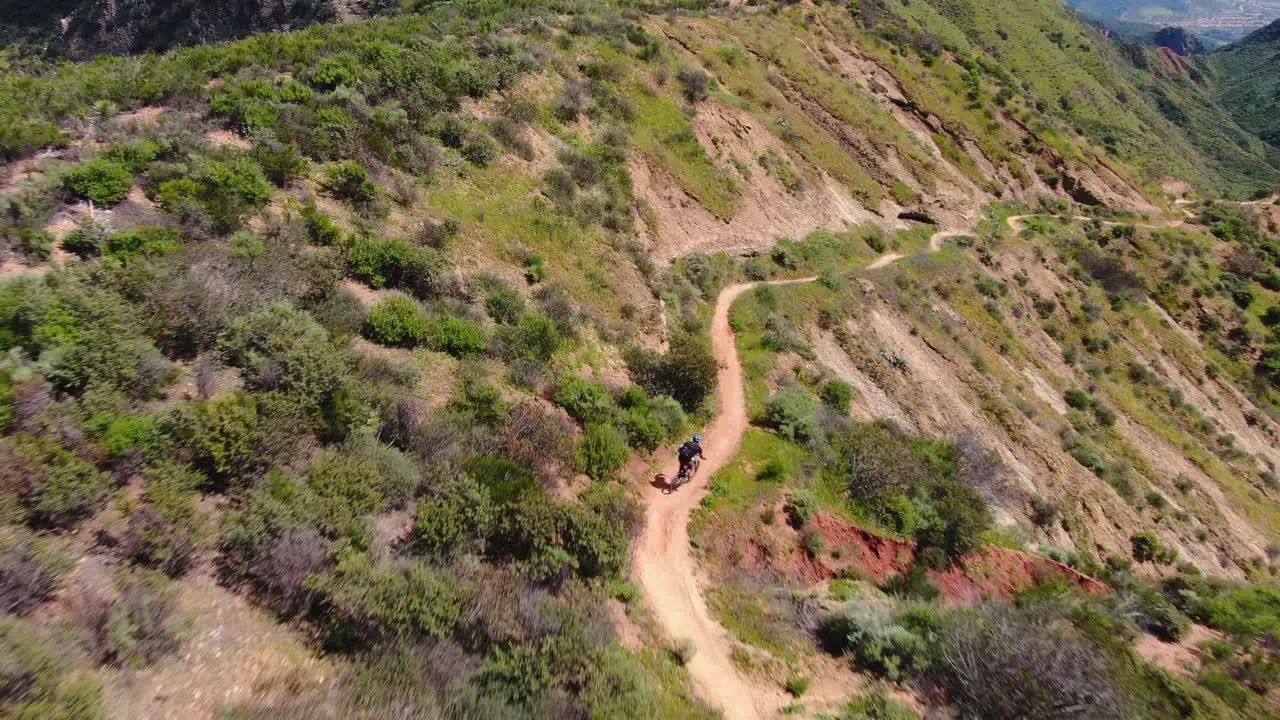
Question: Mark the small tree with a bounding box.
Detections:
[65,158,133,206]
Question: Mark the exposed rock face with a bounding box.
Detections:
[1152,26,1204,56]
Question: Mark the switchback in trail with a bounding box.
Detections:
[633,213,1180,717]
[631,226,965,718]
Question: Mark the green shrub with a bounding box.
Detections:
[300,201,343,245]
[1131,531,1176,564]
[104,226,182,262]
[123,463,208,576]
[305,451,387,536]
[801,527,825,557]
[579,646,661,720]
[307,551,465,648]
[484,288,525,324]
[1133,587,1190,642]
[1069,443,1107,476]
[973,274,1004,298]
[764,388,818,443]
[554,377,616,424]
[621,407,666,454]
[466,456,536,506]
[346,236,447,299]
[0,616,105,718]
[180,392,260,483]
[817,606,929,680]
[454,375,506,425]
[576,423,630,481]
[461,132,497,166]
[87,571,182,668]
[914,480,989,560]
[308,53,363,90]
[843,689,919,720]
[253,140,307,186]
[495,312,561,362]
[1033,296,1057,318]
[493,492,629,582]
[60,219,111,258]
[411,475,495,557]
[191,157,273,229]
[883,563,941,601]
[427,314,488,357]
[669,637,696,665]
[21,445,113,527]
[1262,305,1280,328]
[16,229,53,260]
[363,296,429,347]
[155,177,202,218]
[103,141,162,173]
[784,675,810,697]
[626,335,716,412]
[218,302,351,419]
[785,489,819,528]
[64,158,133,206]
[820,380,853,412]
[1198,669,1250,708]
[323,161,378,205]
[757,458,786,483]
[1064,388,1092,410]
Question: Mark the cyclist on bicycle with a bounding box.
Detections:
[676,435,705,483]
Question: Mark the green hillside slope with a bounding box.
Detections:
[1205,18,1280,154]
[0,1,1278,718]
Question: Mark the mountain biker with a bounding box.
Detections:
[676,435,705,483]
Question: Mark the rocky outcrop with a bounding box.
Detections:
[1152,26,1204,56]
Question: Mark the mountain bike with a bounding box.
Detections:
[671,456,699,492]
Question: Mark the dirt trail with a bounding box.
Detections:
[865,252,902,269]
[634,276,814,720]
[1005,213,1191,234]
[634,227,966,718]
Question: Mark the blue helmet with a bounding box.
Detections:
[693,434,702,442]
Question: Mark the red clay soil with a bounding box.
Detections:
[806,512,1107,604]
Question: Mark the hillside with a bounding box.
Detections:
[0,0,357,59]
[1,1,1279,719]
[1204,18,1280,154]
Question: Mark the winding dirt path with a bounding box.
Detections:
[1005,213,1191,234]
[634,208,1189,715]
[634,276,815,720]
[633,227,967,718]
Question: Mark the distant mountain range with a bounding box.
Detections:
[1069,0,1280,41]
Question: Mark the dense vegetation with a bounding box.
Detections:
[0,4,723,717]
